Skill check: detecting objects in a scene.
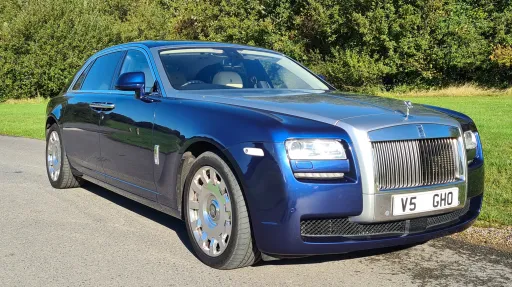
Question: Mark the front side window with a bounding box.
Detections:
[120,50,155,93]
[158,48,330,91]
[81,51,124,90]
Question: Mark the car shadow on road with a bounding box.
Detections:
[82,182,416,267]
[82,182,194,254]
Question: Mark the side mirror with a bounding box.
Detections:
[115,72,145,99]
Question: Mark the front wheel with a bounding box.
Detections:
[183,152,260,269]
[46,124,83,189]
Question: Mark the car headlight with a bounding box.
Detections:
[285,139,347,160]
[463,130,478,163]
[463,130,477,150]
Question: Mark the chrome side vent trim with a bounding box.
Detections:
[372,138,459,190]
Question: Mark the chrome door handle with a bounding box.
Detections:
[90,102,115,111]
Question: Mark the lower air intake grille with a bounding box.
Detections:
[300,204,470,238]
[301,218,405,237]
[426,204,469,227]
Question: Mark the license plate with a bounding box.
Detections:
[392,187,459,216]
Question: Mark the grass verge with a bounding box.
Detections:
[0,88,510,226]
[0,99,48,139]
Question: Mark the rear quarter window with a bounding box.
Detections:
[71,61,93,90]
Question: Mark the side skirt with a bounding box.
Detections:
[82,174,181,219]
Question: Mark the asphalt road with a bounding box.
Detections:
[0,136,510,287]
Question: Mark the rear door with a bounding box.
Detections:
[62,51,124,179]
[100,48,159,200]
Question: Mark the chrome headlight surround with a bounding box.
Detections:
[285,139,347,160]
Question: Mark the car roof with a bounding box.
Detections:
[102,40,281,54]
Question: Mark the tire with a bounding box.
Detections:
[183,152,260,269]
[45,124,83,189]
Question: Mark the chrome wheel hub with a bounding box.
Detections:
[47,131,61,182]
[188,166,232,257]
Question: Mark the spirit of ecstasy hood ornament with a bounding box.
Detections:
[404,101,413,119]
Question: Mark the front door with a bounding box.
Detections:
[100,49,159,200]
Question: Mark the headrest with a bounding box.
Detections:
[212,71,243,88]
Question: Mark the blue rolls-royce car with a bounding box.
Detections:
[45,41,484,269]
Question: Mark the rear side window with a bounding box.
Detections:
[81,51,124,90]
[120,50,155,92]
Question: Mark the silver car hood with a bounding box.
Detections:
[179,89,460,131]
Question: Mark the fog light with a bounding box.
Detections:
[294,172,344,179]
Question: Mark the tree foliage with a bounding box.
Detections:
[1,0,511,100]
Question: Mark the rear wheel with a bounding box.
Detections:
[46,124,83,189]
[183,152,260,269]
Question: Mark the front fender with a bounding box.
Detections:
[152,98,286,212]
[422,104,477,131]
[152,98,355,218]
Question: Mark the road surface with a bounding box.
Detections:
[0,136,510,286]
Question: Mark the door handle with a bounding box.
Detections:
[90,102,116,111]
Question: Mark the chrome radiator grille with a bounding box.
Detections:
[372,138,459,190]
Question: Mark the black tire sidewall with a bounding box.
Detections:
[183,153,243,268]
[45,124,65,188]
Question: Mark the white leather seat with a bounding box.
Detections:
[212,71,243,88]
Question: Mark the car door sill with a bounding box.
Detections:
[103,173,160,195]
[82,174,181,219]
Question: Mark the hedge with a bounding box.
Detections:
[1,0,511,100]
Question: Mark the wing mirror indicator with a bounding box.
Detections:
[115,72,145,99]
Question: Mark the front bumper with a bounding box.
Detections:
[256,194,481,256]
[226,138,484,256]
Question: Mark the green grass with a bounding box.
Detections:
[0,93,510,226]
[0,100,47,139]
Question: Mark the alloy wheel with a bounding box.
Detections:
[187,166,232,257]
[47,131,62,182]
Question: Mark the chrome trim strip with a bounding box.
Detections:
[101,172,160,195]
[368,124,460,141]
[89,103,115,109]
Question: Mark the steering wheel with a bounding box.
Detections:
[181,80,205,88]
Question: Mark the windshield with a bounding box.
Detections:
[159,48,330,91]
